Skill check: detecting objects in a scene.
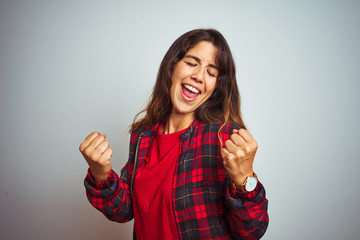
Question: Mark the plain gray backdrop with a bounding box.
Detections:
[1,0,359,239]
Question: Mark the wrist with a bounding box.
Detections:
[231,172,258,192]
[232,169,254,186]
[90,169,110,183]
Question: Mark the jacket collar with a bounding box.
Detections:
[140,119,201,142]
[180,119,200,142]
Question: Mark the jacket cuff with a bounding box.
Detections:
[85,168,115,190]
[228,181,263,201]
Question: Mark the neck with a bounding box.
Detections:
[163,110,195,134]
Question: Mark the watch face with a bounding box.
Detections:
[245,176,258,192]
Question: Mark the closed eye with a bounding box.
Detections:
[207,70,216,77]
[186,62,197,67]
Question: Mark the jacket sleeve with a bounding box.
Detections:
[224,178,269,239]
[83,132,139,223]
[221,123,269,239]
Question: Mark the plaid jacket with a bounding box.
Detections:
[84,120,269,239]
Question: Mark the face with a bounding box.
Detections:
[170,41,219,118]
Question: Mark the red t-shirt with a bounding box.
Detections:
[133,126,187,240]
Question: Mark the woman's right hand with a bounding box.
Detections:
[79,132,113,182]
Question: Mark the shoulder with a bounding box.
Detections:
[130,124,157,143]
[220,122,242,134]
[191,121,242,145]
[202,121,243,144]
[196,121,242,134]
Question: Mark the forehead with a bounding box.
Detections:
[185,41,218,65]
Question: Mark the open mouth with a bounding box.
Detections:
[181,84,201,100]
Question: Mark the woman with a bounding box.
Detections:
[80,29,269,239]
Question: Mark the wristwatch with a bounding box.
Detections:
[232,173,258,192]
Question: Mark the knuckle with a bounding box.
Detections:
[79,143,84,152]
[86,151,99,162]
[88,152,97,160]
[227,154,235,162]
[98,160,107,166]
[235,149,243,157]
[225,140,231,148]
[239,129,247,134]
[253,141,258,150]
[98,135,105,142]
[83,148,91,156]
[230,134,237,141]
[100,157,111,165]
[95,135,103,141]
[89,132,99,139]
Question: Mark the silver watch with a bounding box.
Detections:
[232,173,258,192]
[244,173,258,192]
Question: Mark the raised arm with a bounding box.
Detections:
[221,128,269,239]
[80,132,134,223]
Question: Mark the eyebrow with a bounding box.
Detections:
[184,55,218,70]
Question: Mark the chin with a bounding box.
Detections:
[173,104,196,115]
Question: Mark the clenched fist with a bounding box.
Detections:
[221,129,258,186]
[79,132,113,182]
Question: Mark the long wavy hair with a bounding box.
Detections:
[131,29,246,136]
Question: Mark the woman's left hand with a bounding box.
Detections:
[221,129,258,186]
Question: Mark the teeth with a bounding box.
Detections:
[183,84,200,94]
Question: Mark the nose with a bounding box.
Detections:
[191,67,205,83]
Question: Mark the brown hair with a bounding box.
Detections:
[131,29,246,134]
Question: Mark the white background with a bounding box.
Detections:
[1,0,359,239]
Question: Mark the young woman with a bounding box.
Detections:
[79,29,269,239]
